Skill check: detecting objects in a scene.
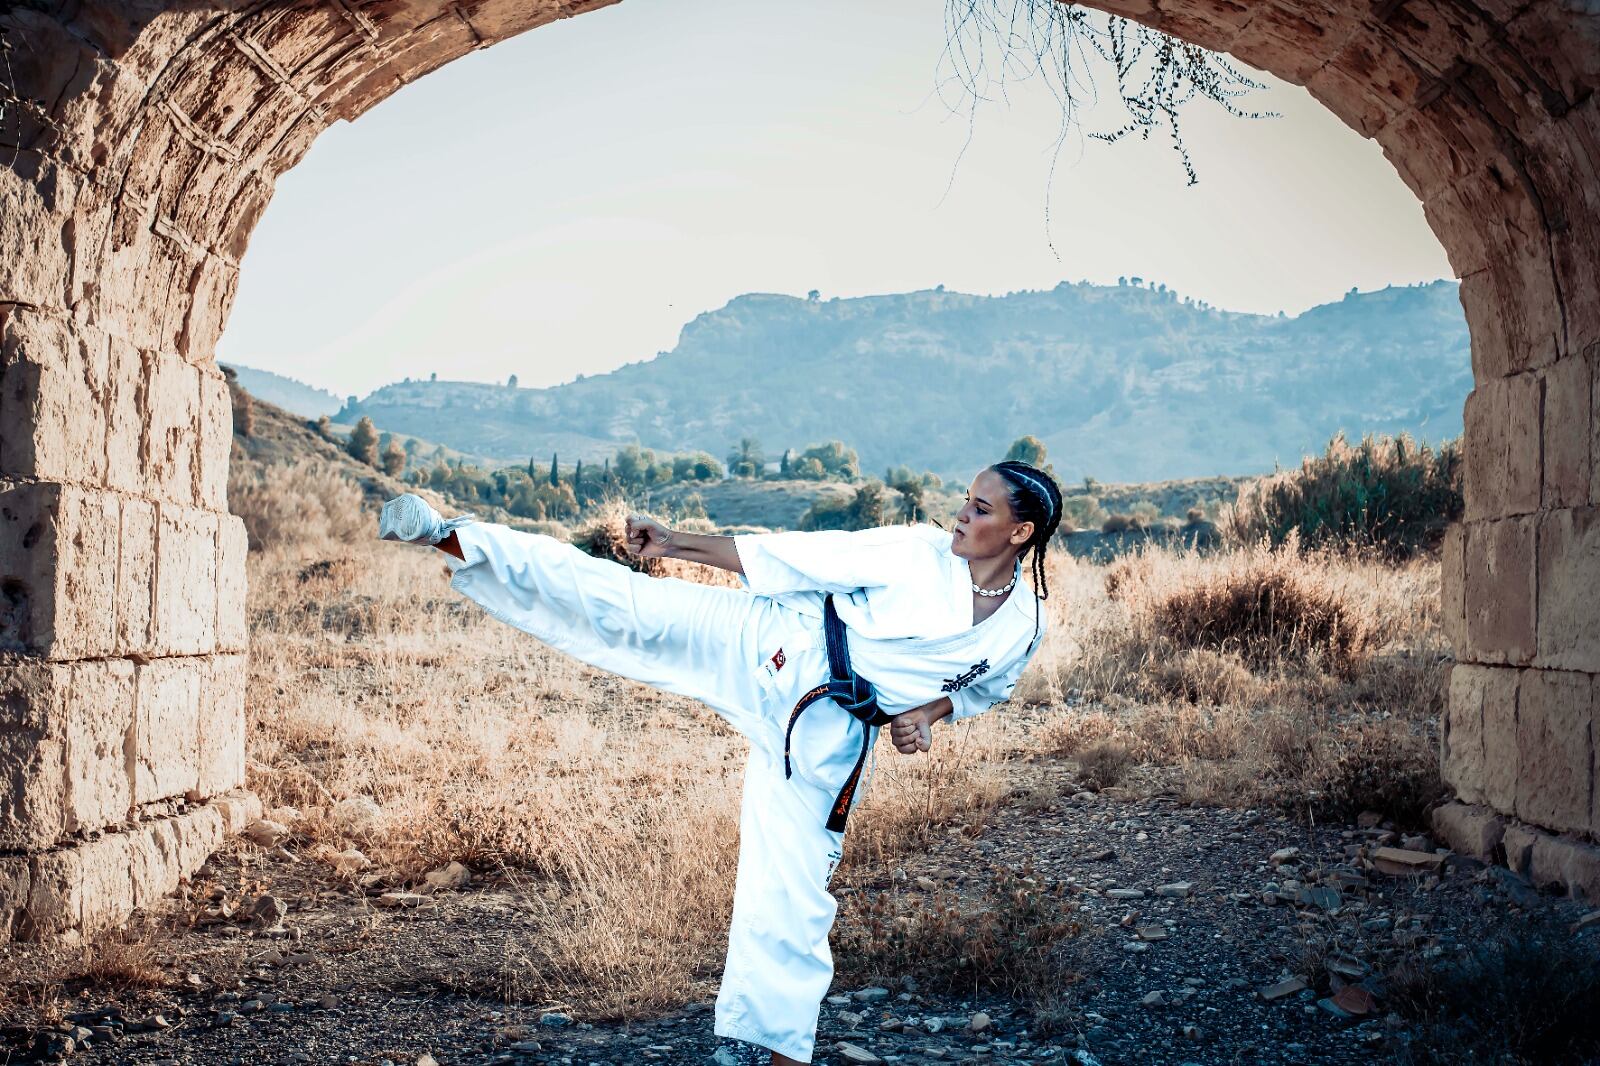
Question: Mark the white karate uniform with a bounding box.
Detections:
[442,520,1044,1063]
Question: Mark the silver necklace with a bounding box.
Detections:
[972,560,1020,598]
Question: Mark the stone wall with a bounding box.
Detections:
[0,0,1596,937]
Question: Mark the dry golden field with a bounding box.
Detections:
[232,467,1449,1019]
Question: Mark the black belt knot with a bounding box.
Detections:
[782,594,893,833]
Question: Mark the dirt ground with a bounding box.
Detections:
[3,755,1591,1066]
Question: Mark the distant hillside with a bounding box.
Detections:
[338,280,1470,484]
[224,363,343,419]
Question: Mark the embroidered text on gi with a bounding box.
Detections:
[940,659,991,693]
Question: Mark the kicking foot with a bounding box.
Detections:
[378,493,473,545]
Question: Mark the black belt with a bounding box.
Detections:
[782,594,894,832]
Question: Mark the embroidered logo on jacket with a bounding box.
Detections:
[770,648,786,672]
[940,659,991,693]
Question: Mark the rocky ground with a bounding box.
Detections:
[3,761,1594,1066]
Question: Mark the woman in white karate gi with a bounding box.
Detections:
[377,460,1063,1065]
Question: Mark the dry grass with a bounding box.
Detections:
[229,458,370,550]
[242,497,1021,1018]
[233,462,1449,1020]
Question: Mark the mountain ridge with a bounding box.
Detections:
[332,279,1470,483]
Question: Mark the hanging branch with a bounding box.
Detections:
[939,0,1278,187]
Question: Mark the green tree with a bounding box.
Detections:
[1004,435,1048,467]
[727,437,765,479]
[347,416,379,467]
[549,453,559,487]
[381,439,406,477]
[800,440,859,481]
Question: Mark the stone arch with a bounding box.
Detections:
[0,0,1595,940]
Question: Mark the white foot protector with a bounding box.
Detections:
[378,493,474,544]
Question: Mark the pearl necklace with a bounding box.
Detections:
[972,560,1021,598]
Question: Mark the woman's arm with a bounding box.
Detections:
[625,515,745,575]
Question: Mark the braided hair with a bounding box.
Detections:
[989,460,1064,653]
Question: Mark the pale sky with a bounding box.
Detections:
[218,0,1455,399]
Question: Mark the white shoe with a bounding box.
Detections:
[378,493,472,544]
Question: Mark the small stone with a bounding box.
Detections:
[837,1010,865,1029]
[1181,1024,1202,1041]
[332,795,383,834]
[1123,941,1150,953]
[1357,811,1384,828]
[854,986,890,1003]
[1155,881,1192,898]
[1269,847,1301,865]
[827,995,852,1006]
[1573,911,1600,933]
[1135,923,1169,942]
[712,1049,740,1066]
[968,1012,991,1033]
[247,893,288,926]
[1141,991,1166,1006]
[332,849,372,874]
[836,1041,882,1063]
[1259,976,1308,1001]
[1105,888,1144,900]
[1325,955,1368,980]
[244,819,290,847]
[915,876,938,891]
[1371,846,1446,876]
[377,892,428,909]
[424,861,471,891]
[417,1056,439,1066]
[539,1012,572,1027]
[319,995,340,1010]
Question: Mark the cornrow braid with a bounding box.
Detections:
[989,460,1064,653]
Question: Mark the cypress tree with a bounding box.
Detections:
[549,453,559,487]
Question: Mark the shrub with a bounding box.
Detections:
[1387,931,1600,1066]
[1227,432,1461,560]
[1138,539,1382,677]
[228,460,368,550]
[833,863,1087,1018]
[346,416,380,467]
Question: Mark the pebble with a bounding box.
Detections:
[835,1041,882,1064]
[854,987,890,1003]
[1105,888,1144,899]
[1155,881,1192,897]
[540,1012,574,1027]
[967,1011,991,1032]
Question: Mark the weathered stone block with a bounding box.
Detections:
[182,258,240,366]
[216,514,248,653]
[196,369,231,511]
[1504,372,1542,515]
[1464,517,1537,665]
[140,349,200,506]
[1441,523,1467,655]
[1462,383,1500,521]
[1543,350,1593,509]
[74,832,135,936]
[1481,666,1521,814]
[102,337,146,496]
[1503,823,1538,875]
[21,848,83,942]
[213,789,263,835]
[0,309,109,484]
[133,658,202,805]
[0,159,78,310]
[1529,832,1600,903]
[61,660,136,836]
[1592,342,1600,507]
[0,856,30,941]
[1537,508,1600,672]
[1430,802,1506,862]
[0,481,118,659]
[154,504,217,656]
[0,663,67,850]
[1443,665,1488,803]
[1515,669,1594,834]
[197,654,246,798]
[116,496,156,656]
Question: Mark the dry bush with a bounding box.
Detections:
[1075,741,1133,790]
[229,459,368,550]
[64,933,171,992]
[833,864,1090,1019]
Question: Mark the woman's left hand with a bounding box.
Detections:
[889,706,935,754]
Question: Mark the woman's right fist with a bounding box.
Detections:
[624,514,673,559]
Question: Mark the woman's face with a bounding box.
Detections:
[951,469,1034,560]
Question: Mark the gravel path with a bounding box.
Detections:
[4,761,1593,1066]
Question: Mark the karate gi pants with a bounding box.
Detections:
[445,522,878,1063]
